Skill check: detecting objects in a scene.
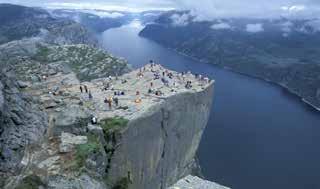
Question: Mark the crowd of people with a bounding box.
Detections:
[80,60,211,114]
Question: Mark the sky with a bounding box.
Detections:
[0,0,320,19]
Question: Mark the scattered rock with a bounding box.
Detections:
[59,132,87,153]
[168,175,231,189]
[17,81,29,88]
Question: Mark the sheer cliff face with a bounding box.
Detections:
[108,84,214,189]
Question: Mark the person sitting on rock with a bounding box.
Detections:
[185,81,193,89]
[89,91,93,99]
[91,116,98,125]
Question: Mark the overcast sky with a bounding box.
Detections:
[1,0,320,18]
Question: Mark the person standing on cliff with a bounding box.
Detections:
[84,85,88,93]
[114,97,119,107]
[80,86,83,93]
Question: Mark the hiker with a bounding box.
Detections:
[84,85,88,93]
[89,91,93,99]
[80,86,83,93]
[150,82,153,87]
[148,88,153,94]
[108,97,113,109]
[204,77,210,83]
[114,97,119,106]
[91,116,98,125]
[162,72,165,77]
[136,91,140,96]
[185,81,192,89]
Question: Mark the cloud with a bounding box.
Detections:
[170,13,190,26]
[246,23,264,33]
[211,22,232,30]
[2,0,320,19]
[0,0,176,12]
[281,21,293,33]
[174,0,320,20]
[78,10,125,18]
[306,20,320,32]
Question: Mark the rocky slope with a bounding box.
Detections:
[0,4,98,46]
[0,38,215,189]
[140,11,320,109]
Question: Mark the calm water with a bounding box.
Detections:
[100,21,320,189]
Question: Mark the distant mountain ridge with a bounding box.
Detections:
[140,11,320,109]
[0,4,98,46]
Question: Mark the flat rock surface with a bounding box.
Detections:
[67,63,213,121]
[169,175,231,189]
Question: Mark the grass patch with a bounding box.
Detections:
[100,117,129,133]
[100,117,129,143]
[15,175,44,189]
[33,46,50,62]
[72,134,101,170]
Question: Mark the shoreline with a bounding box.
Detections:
[159,44,320,113]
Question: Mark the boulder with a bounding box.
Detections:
[59,132,87,153]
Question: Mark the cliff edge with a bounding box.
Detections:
[0,39,215,189]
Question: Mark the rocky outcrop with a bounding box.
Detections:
[0,4,98,46]
[107,80,214,189]
[168,175,230,189]
[0,37,214,189]
[0,68,48,174]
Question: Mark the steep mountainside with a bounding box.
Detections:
[140,11,320,109]
[0,4,98,46]
[50,9,134,33]
[0,38,216,189]
[0,39,129,187]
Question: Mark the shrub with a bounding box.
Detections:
[74,134,100,169]
[15,175,44,189]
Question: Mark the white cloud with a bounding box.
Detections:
[246,23,264,33]
[79,10,125,18]
[171,13,190,26]
[211,22,231,30]
[281,21,293,33]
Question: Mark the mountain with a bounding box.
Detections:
[0,4,98,46]
[140,11,320,109]
[50,9,135,33]
[50,9,164,33]
[0,38,215,189]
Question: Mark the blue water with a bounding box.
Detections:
[100,21,320,189]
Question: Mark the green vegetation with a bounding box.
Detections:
[15,175,44,189]
[112,177,130,189]
[33,46,51,62]
[100,117,129,133]
[100,117,129,142]
[73,134,101,170]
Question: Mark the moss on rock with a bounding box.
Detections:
[15,175,44,189]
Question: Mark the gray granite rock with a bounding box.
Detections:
[168,175,230,189]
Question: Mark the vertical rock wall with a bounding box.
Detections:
[108,83,214,189]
